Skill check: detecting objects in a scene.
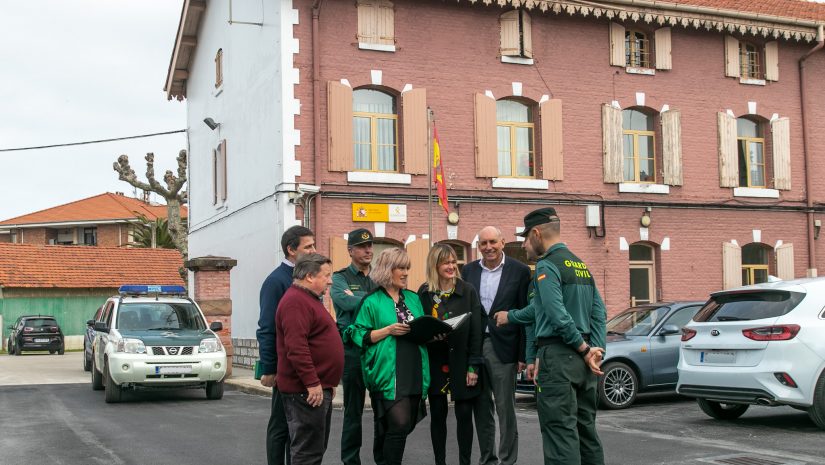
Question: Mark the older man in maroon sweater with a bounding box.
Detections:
[276,253,345,465]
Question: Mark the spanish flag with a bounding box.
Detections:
[433,126,449,215]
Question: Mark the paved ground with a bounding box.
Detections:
[1,353,823,465]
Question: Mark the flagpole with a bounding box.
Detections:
[427,107,434,247]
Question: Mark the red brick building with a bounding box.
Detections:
[0,192,188,249]
[167,0,825,322]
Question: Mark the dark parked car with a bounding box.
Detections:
[83,306,104,371]
[516,302,704,409]
[6,315,65,355]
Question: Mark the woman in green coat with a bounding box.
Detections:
[346,247,430,465]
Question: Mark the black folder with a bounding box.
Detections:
[401,313,470,345]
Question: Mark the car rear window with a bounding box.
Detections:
[24,318,58,328]
[693,291,805,322]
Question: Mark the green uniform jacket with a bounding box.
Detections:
[345,288,430,401]
[331,264,377,334]
[509,243,607,362]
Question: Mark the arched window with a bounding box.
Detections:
[737,118,765,188]
[622,109,655,183]
[742,243,770,285]
[353,89,398,172]
[496,99,535,177]
[629,243,656,305]
[625,30,650,68]
[739,42,761,79]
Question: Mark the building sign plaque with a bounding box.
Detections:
[352,203,407,223]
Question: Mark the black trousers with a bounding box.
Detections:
[341,348,367,465]
[282,389,333,465]
[429,394,476,465]
[373,395,421,465]
[267,388,291,465]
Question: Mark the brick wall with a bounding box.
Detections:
[231,338,258,369]
[21,228,47,244]
[287,0,823,315]
[96,224,122,247]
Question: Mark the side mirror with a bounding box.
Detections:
[209,321,223,332]
[93,322,109,333]
[6,325,13,330]
[86,319,95,326]
[659,324,681,336]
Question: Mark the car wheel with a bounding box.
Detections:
[14,342,22,356]
[807,371,825,430]
[58,345,65,355]
[49,349,55,355]
[7,339,13,355]
[83,344,92,372]
[91,354,104,391]
[696,399,749,420]
[104,360,123,403]
[206,380,224,400]
[598,361,638,409]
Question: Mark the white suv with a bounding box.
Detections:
[677,277,825,429]
[90,285,227,403]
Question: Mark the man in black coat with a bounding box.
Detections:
[461,226,531,465]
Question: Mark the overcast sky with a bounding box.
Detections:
[0,0,186,221]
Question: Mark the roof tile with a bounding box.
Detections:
[0,193,188,226]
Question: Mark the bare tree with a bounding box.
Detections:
[114,151,188,259]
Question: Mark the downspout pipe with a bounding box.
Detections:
[799,24,824,277]
[311,0,323,233]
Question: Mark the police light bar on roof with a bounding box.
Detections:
[118,285,187,295]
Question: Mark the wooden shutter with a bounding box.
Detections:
[717,112,738,187]
[772,117,791,190]
[474,93,497,177]
[610,22,626,67]
[406,238,430,292]
[765,41,779,81]
[521,10,533,58]
[328,81,353,172]
[776,243,795,281]
[540,99,563,181]
[602,103,623,183]
[725,35,740,78]
[219,140,227,201]
[654,27,672,70]
[402,88,428,175]
[377,1,395,46]
[500,10,520,57]
[212,149,218,205]
[661,110,683,186]
[357,0,377,44]
[722,242,742,290]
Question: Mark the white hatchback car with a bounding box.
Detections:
[91,285,227,403]
[677,277,825,429]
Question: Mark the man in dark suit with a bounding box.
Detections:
[462,226,531,465]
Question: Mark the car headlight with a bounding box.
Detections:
[199,338,223,353]
[116,338,146,354]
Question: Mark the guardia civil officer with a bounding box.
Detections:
[494,207,607,465]
[330,228,378,465]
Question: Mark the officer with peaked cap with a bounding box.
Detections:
[495,207,608,465]
[331,228,379,465]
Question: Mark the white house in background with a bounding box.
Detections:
[165,0,308,346]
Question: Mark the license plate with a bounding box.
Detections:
[155,365,193,375]
[34,338,49,343]
[700,350,736,364]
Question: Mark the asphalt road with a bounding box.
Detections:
[1,354,823,465]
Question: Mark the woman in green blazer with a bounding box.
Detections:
[346,247,429,465]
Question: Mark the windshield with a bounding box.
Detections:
[693,291,805,322]
[116,303,205,331]
[24,318,57,328]
[606,307,669,336]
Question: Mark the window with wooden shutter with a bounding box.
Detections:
[765,41,779,81]
[610,22,626,67]
[500,11,520,57]
[521,10,533,58]
[736,118,766,188]
[625,29,651,68]
[772,117,791,190]
[328,81,353,172]
[401,88,427,175]
[776,243,794,281]
[602,104,623,183]
[742,243,770,285]
[725,36,741,78]
[357,0,394,46]
[722,242,742,290]
[353,89,398,172]
[661,110,682,186]
[474,93,497,177]
[739,41,761,79]
[717,112,738,187]
[376,1,395,46]
[622,109,656,183]
[654,27,672,70]
[496,99,535,178]
[540,99,563,181]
